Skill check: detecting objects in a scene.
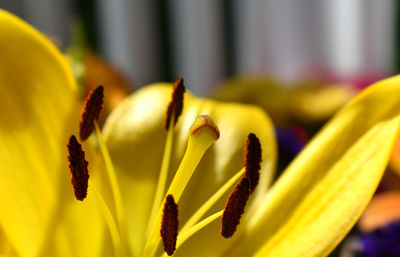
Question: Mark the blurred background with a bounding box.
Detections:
[3,1,400,256]
[0,0,397,95]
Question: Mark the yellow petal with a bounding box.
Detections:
[228,75,400,257]
[103,84,277,256]
[289,85,356,123]
[0,10,84,257]
[213,76,355,125]
[50,194,109,257]
[0,227,16,256]
[213,76,291,125]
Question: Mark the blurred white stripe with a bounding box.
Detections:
[233,0,264,74]
[97,0,163,87]
[234,0,395,83]
[234,0,315,84]
[364,0,395,74]
[10,0,394,88]
[261,0,312,81]
[322,0,364,76]
[168,0,226,95]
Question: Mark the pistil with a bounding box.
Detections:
[166,115,220,201]
[142,115,220,257]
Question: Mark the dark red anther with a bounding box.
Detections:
[161,195,179,256]
[244,133,262,193]
[164,77,185,130]
[79,85,104,141]
[221,177,250,238]
[67,135,89,201]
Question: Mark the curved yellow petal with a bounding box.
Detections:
[103,84,277,256]
[214,76,355,125]
[213,76,291,125]
[228,75,400,256]
[0,10,103,257]
[51,194,109,257]
[0,227,16,256]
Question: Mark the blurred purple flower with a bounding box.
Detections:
[275,125,307,168]
[359,221,400,257]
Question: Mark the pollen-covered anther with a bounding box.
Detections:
[67,135,89,201]
[79,85,104,141]
[244,133,262,193]
[161,195,179,256]
[221,177,250,238]
[164,77,185,130]
[190,114,220,140]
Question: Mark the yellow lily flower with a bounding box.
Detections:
[1,9,400,257]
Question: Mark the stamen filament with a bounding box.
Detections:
[94,122,125,224]
[160,210,223,257]
[148,117,175,235]
[180,168,245,234]
[89,183,122,257]
[94,122,126,254]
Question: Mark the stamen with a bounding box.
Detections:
[164,77,185,130]
[162,210,224,257]
[79,85,104,141]
[244,133,262,192]
[94,122,125,233]
[221,177,251,238]
[161,195,179,256]
[148,78,186,236]
[93,122,127,256]
[67,135,89,201]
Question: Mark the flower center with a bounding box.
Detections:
[66,80,263,257]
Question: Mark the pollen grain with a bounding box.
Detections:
[161,195,179,256]
[221,177,250,238]
[164,77,185,130]
[244,133,262,193]
[79,85,104,141]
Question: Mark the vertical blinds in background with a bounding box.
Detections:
[1,0,396,94]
